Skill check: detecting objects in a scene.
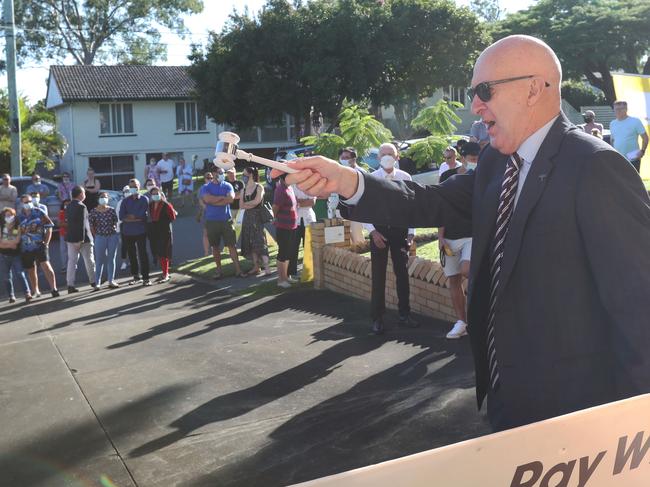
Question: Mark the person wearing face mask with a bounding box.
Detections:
[58,199,71,272]
[361,143,416,334]
[65,186,96,293]
[144,157,161,188]
[89,192,120,289]
[200,168,244,278]
[239,166,271,276]
[0,174,18,209]
[115,186,130,271]
[119,179,151,286]
[437,142,479,340]
[0,207,32,303]
[176,158,195,208]
[29,192,48,216]
[197,172,214,257]
[579,110,603,136]
[18,194,59,298]
[57,172,75,202]
[156,153,176,199]
[83,168,101,211]
[26,173,50,199]
[148,187,176,283]
[338,148,366,244]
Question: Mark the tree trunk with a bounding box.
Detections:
[393,103,406,139]
[584,68,616,106]
[303,108,312,137]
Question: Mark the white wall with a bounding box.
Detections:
[66,100,219,183]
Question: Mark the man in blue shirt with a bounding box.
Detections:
[119,178,151,286]
[18,194,60,297]
[26,173,50,198]
[29,191,49,216]
[199,167,243,278]
[610,100,649,172]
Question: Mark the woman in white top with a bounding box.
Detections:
[176,158,194,207]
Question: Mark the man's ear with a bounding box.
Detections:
[527,77,546,106]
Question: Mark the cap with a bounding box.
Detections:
[582,110,595,118]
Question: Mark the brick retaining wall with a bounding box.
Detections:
[311,220,457,323]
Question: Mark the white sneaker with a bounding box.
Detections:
[446,320,468,339]
[277,280,292,289]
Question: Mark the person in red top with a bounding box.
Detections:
[272,174,298,289]
[58,199,71,272]
[148,187,176,282]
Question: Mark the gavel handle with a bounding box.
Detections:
[235,150,298,174]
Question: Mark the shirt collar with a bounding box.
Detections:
[516,115,559,164]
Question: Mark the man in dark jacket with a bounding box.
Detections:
[65,186,96,292]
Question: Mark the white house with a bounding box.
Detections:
[46,65,296,190]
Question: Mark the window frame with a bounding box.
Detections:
[175,101,208,134]
[99,103,135,136]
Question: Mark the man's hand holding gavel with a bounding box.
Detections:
[270,156,360,199]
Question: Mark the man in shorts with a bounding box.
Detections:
[199,167,243,278]
[18,194,60,298]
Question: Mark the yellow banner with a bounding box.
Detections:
[612,73,650,179]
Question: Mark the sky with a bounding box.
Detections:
[4,0,534,104]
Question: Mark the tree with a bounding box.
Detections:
[189,0,489,136]
[16,0,203,65]
[561,80,606,110]
[470,0,503,23]
[495,0,650,105]
[0,95,66,175]
[302,104,393,159]
[406,100,462,169]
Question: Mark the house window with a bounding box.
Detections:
[176,102,207,132]
[443,86,467,106]
[99,103,134,135]
[89,155,135,190]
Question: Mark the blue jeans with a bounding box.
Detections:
[94,233,119,285]
[0,253,30,298]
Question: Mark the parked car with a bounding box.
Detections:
[11,176,122,229]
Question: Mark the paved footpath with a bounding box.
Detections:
[0,272,489,487]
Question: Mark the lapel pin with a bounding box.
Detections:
[539,174,547,183]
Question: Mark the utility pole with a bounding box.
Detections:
[4,0,21,176]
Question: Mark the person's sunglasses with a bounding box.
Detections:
[468,75,550,103]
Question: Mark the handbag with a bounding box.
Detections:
[260,202,274,223]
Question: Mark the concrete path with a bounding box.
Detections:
[0,272,489,487]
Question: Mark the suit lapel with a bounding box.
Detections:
[495,116,572,307]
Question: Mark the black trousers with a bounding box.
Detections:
[288,220,306,276]
[370,226,410,321]
[124,234,149,280]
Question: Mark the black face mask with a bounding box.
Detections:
[583,117,594,123]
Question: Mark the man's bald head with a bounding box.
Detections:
[470,35,563,155]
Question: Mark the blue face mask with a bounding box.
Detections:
[217,174,225,183]
[152,194,161,202]
[98,197,109,206]
[242,176,249,185]
[23,202,33,210]
[129,187,138,195]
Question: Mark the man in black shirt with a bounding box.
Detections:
[65,186,97,293]
[437,142,480,338]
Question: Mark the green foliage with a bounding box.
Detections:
[338,105,393,158]
[561,81,607,110]
[405,135,449,169]
[16,0,203,65]
[0,94,65,175]
[470,0,503,23]
[496,0,650,104]
[190,0,489,134]
[300,133,346,160]
[411,100,463,136]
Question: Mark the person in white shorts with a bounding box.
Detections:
[438,142,480,339]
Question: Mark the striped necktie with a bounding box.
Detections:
[487,152,522,390]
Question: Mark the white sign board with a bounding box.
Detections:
[290,394,650,487]
[324,226,345,244]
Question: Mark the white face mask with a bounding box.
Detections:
[98,197,109,206]
[146,185,154,191]
[32,197,40,204]
[340,158,354,167]
[466,162,477,171]
[380,155,396,170]
[4,215,14,224]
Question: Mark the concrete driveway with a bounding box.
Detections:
[0,270,489,486]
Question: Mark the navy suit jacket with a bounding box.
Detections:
[346,113,650,429]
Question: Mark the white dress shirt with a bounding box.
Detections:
[292,185,317,225]
[363,167,415,236]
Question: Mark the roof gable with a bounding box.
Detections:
[49,65,198,103]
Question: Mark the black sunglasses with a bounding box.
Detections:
[468,75,550,102]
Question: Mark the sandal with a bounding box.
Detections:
[246,268,261,276]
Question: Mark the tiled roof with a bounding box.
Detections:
[50,65,197,102]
